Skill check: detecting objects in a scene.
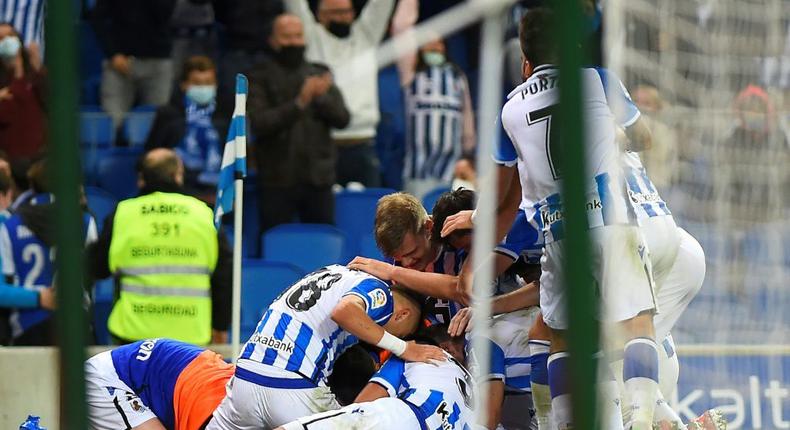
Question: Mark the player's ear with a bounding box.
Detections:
[521,59,533,81]
[423,218,434,239]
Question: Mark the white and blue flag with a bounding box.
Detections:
[214,74,248,227]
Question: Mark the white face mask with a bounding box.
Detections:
[422,51,446,67]
[186,84,217,106]
[0,36,21,59]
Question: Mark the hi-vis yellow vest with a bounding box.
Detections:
[107,192,218,345]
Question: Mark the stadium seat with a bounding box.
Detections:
[97,148,143,200]
[422,186,451,213]
[84,186,118,231]
[240,259,304,337]
[123,111,156,147]
[261,224,347,273]
[359,233,388,261]
[334,187,396,256]
[80,111,114,147]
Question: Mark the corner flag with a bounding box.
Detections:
[214,74,248,227]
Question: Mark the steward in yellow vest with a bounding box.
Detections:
[88,149,231,345]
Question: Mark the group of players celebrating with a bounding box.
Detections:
[82,8,729,430]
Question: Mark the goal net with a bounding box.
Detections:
[605,0,789,426]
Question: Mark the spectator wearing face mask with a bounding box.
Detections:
[247,13,350,232]
[722,84,789,224]
[0,23,46,165]
[391,0,476,198]
[285,0,395,188]
[145,56,227,203]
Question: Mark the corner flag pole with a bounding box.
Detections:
[230,76,248,360]
[215,74,248,359]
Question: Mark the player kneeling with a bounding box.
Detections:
[277,325,475,430]
[207,265,445,429]
[84,338,234,430]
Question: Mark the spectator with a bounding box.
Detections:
[90,0,177,130]
[170,0,218,75]
[391,0,476,198]
[0,0,45,50]
[88,148,232,345]
[0,23,46,164]
[722,84,788,224]
[631,84,677,189]
[248,14,350,232]
[146,56,226,202]
[0,163,55,345]
[0,159,97,345]
[212,0,284,113]
[286,0,395,187]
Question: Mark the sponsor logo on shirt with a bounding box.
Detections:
[250,333,294,354]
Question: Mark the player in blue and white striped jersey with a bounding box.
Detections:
[277,324,476,430]
[207,264,445,430]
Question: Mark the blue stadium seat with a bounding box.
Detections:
[359,233,388,261]
[97,148,143,200]
[422,186,450,213]
[80,111,114,147]
[240,259,304,337]
[334,187,395,256]
[84,186,118,231]
[123,111,156,147]
[262,224,347,273]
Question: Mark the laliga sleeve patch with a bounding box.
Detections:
[367,288,388,310]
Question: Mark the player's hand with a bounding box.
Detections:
[448,307,473,337]
[399,341,447,364]
[110,54,132,75]
[347,256,396,281]
[38,288,56,310]
[441,209,474,238]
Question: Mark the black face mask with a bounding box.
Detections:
[326,21,351,38]
[274,45,305,68]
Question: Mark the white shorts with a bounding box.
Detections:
[279,397,422,430]
[639,215,680,288]
[206,374,340,430]
[653,228,706,341]
[540,225,656,330]
[85,351,158,430]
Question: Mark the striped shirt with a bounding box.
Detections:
[498,65,639,244]
[404,64,471,182]
[623,151,672,221]
[1,0,45,47]
[236,265,393,385]
[371,352,475,430]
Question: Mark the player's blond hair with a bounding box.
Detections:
[375,193,429,257]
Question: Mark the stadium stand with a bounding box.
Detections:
[334,187,396,256]
[239,259,304,337]
[261,223,348,273]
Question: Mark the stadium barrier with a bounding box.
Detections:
[0,344,786,429]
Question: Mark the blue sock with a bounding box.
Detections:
[529,340,550,386]
[623,338,659,426]
[547,352,572,428]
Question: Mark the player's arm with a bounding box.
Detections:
[354,381,390,403]
[491,281,539,315]
[356,354,406,402]
[622,117,652,152]
[347,257,467,303]
[483,380,506,430]
[331,294,445,363]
